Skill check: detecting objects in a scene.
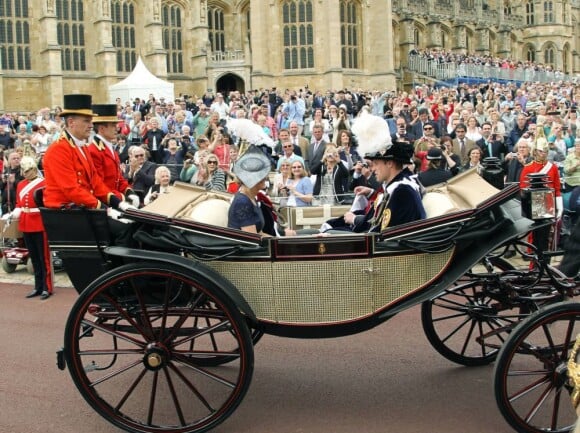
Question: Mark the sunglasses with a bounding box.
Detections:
[283,145,293,148]
[424,127,433,130]
[134,154,145,158]
[207,160,218,164]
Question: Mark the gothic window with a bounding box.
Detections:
[0,0,31,70]
[543,1,554,23]
[208,6,225,52]
[282,0,314,70]
[526,47,535,62]
[57,0,85,71]
[340,0,359,69]
[414,28,421,48]
[111,0,136,72]
[526,0,534,25]
[544,46,555,66]
[503,0,512,16]
[162,4,183,74]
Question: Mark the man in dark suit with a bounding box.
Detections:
[124,145,157,201]
[411,108,440,138]
[390,116,415,144]
[451,123,477,165]
[133,97,148,118]
[476,121,506,160]
[307,124,328,174]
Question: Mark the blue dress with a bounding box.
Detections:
[228,193,265,232]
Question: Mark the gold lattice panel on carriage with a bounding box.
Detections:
[206,248,454,324]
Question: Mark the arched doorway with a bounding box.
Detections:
[216,73,245,95]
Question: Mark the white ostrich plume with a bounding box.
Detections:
[226,118,276,149]
[351,110,392,157]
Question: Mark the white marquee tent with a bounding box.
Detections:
[108,57,175,104]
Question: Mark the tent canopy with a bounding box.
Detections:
[108,57,174,104]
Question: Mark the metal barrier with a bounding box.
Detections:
[407,54,578,84]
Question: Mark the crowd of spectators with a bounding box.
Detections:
[0,71,579,212]
[409,48,565,74]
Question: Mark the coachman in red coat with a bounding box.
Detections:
[43,95,126,210]
[88,104,139,207]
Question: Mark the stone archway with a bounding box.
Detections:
[216,73,245,95]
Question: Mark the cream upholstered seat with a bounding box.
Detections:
[188,199,231,227]
[422,192,459,219]
[421,168,500,218]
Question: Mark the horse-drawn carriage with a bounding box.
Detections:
[37,169,579,433]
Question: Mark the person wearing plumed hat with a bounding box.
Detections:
[346,140,426,232]
[321,112,425,233]
[228,146,296,236]
[10,156,53,299]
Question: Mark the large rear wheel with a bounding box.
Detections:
[494,302,580,433]
[63,262,254,433]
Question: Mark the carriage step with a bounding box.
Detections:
[56,348,66,370]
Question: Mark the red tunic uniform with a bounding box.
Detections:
[87,135,132,196]
[519,160,561,197]
[15,176,53,294]
[43,130,122,209]
[16,177,45,232]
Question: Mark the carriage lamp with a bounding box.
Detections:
[521,173,555,220]
[481,157,504,190]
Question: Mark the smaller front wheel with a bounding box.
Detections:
[1,257,17,273]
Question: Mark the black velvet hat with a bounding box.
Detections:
[365,140,414,164]
[91,104,119,123]
[60,94,94,117]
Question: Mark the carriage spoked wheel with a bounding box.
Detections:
[63,262,254,433]
[421,257,523,366]
[493,302,580,433]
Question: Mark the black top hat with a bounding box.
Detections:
[365,141,414,164]
[92,104,119,123]
[60,94,94,117]
[426,147,443,160]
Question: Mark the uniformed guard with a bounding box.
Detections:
[519,124,563,254]
[11,157,53,299]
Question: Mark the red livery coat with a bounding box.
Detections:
[87,135,131,196]
[43,130,122,209]
[16,177,45,232]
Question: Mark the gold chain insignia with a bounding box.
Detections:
[380,209,392,231]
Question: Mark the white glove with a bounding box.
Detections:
[107,207,133,224]
[1,212,11,220]
[11,208,21,219]
[127,194,140,208]
[556,196,563,219]
[118,201,137,212]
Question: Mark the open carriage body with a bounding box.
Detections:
[39,169,563,433]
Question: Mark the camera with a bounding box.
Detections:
[291,95,297,101]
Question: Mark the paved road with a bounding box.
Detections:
[0,274,514,433]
